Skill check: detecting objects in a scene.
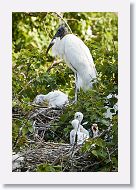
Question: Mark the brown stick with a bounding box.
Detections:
[46,60,63,72]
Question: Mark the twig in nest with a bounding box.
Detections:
[106,147,112,162]
[110,146,118,156]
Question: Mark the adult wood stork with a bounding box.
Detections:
[70,119,89,145]
[33,90,69,108]
[46,25,97,101]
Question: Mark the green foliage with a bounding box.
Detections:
[36,163,62,172]
[12,12,118,172]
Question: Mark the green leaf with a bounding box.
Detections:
[91,150,98,157]
[28,126,34,133]
[22,127,28,135]
[94,138,106,147]
[36,164,62,172]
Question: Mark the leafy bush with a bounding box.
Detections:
[12,12,118,172]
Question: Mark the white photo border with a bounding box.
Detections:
[0,0,130,184]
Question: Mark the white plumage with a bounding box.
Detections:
[80,125,90,139]
[104,94,118,120]
[52,34,97,91]
[70,119,89,145]
[74,112,83,123]
[12,153,24,171]
[33,90,69,108]
[46,25,97,101]
[70,119,79,145]
[74,111,89,138]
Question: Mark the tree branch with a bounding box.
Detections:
[46,60,64,73]
[53,12,73,33]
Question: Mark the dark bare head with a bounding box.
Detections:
[46,25,69,54]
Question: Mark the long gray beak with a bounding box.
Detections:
[46,36,57,55]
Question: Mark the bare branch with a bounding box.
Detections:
[46,60,64,73]
[53,12,73,33]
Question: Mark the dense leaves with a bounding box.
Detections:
[12,12,118,172]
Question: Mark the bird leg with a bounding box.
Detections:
[74,73,78,102]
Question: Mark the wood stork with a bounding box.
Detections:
[74,112,83,123]
[46,25,97,101]
[74,112,89,138]
[33,90,69,108]
[91,123,99,138]
[70,119,89,145]
[80,125,89,139]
